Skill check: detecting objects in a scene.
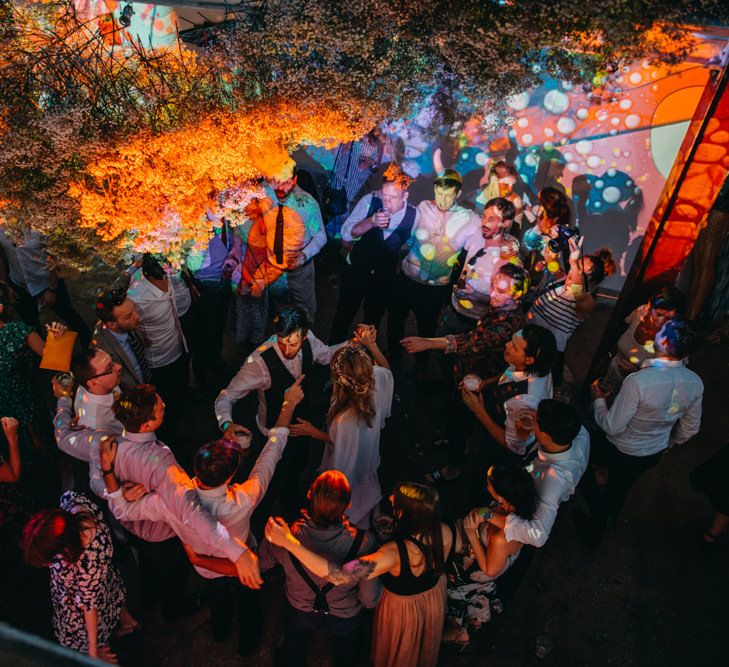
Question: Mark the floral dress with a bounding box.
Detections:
[50,492,125,652]
[446,523,518,632]
[0,320,50,464]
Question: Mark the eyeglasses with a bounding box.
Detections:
[86,363,116,381]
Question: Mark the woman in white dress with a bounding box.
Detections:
[293,327,392,528]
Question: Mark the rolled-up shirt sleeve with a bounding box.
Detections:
[308,332,346,365]
[303,199,327,261]
[341,194,374,242]
[215,355,269,427]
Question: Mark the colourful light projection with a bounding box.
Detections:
[74,0,178,47]
[315,36,727,292]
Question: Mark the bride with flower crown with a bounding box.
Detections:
[318,327,393,528]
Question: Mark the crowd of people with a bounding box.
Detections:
[0,155,718,666]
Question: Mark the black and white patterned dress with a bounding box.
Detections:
[50,492,125,652]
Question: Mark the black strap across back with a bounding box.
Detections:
[288,528,365,615]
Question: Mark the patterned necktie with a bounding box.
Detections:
[128,330,152,383]
[274,203,285,265]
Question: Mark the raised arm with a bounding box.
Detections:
[344,195,377,241]
[233,377,304,508]
[265,516,399,584]
[52,385,107,463]
[354,324,390,369]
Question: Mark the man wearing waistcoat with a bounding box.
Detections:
[329,169,418,344]
[214,307,346,519]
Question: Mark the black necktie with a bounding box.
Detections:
[128,331,152,383]
[274,204,285,265]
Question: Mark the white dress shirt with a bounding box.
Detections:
[105,430,248,573]
[215,332,343,434]
[503,425,590,547]
[320,366,393,527]
[401,201,480,285]
[340,192,419,244]
[195,427,289,548]
[593,358,703,457]
[127,272,188,368]
[73,387,123,435]
[54,397,109,498]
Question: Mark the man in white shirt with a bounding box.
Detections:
[387,169,480,379]
[330,168,419,343]
[581,319,704,543]
[241,166,326,320]
[106,379,303,656]
[70,349,124,435]
[127,254,191,435]
[215,306,344,517]
[481,399,589,548]
[53,349,124,493]
[442,197,521,334]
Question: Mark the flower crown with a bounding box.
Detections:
[332,343,372,395]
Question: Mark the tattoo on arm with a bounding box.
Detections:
[326,558,376,585]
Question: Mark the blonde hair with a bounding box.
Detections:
[328,344,376,428]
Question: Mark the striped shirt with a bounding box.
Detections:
[527,281,581,352]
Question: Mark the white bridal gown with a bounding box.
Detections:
[321,365,394,527]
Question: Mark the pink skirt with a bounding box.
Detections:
[371,576,447,667]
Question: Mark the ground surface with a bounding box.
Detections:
[3,247,728,666]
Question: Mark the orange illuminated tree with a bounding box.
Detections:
[0,0,727,269]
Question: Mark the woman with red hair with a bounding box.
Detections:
[22,491,137,663]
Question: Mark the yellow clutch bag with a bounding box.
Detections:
[40,330,78,372]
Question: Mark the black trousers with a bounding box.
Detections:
[125,533,191,620]
[579,437,664,525]
[190,279,231,386]
[150,353,189,441]
[10,278,91,347]
[387,274,450,369]
[329,265,392,344]
[206,575,262,655]
[278,603,363,667]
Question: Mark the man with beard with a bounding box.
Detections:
[214,307,347,519]
[241,166,326,320]
[439,197,521,338]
